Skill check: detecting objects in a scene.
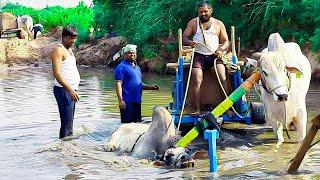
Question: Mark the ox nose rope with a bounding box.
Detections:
[260,71,291,95]
[260,73,292,140]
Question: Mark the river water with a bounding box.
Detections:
[0,65,319,179]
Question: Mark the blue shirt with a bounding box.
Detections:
[114,60,142,103]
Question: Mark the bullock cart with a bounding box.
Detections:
[0,12,21,38]
[167,27,265,173]
[167,27,265,128]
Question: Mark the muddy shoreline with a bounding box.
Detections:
[1,36,320,80]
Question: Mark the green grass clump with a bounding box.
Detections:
[1,2,94,43]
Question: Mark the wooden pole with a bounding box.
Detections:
[178,29,182,57]
[237,37,241,57]
[288,114,320,174]
[231,26,236,56]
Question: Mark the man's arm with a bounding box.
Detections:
[142,83,159,90]
[182,19,197,47]
[115,81,126,109]
[216,20,229,56]
[51,47,79,102]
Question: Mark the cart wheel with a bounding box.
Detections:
[251,102,265,124]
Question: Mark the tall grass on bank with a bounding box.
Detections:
[93,0,198,59]
[0,2,94,43]
[236,0,320,52]
[94,0,320,58]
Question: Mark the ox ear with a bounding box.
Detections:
[286,66,303,78]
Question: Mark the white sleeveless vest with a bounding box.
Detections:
[193,17,219,55]
[54,44,80,90]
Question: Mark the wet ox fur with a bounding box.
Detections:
[104,106,177,158]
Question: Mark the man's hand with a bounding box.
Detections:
[153,84,160,90]
[67,87,80,102]
[119,100,126,110]
[189,41,197,48]
[215,50,223,59]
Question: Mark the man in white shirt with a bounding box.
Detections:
[51,26,80,139]
[182,1,231,115]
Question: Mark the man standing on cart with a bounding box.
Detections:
[182,0,231,115]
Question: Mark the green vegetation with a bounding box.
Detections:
[2,0,320,67]
[93,0,197,60]
[1,2,94,43]
[94,0,320,60]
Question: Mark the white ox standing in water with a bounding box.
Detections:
[248,33,311,145]
[104,106,194,168]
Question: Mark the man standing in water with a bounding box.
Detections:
[51,26,80,139]
[114,44,159,123]
[182,1,231,115]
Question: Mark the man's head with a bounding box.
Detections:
[62,26,78,48]
[197,1,213,22]
[122,44,137,61]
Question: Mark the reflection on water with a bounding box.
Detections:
[0,65,319,179]
[101,72,173,117]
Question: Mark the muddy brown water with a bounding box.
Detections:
[0,65,319,179]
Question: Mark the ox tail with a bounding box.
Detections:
[284,101,291,140]
[285,129,291,140]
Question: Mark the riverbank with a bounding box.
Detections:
[0,36,320,80]
[0,34,126,68]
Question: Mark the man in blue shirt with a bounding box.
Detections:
[114,44,159,123]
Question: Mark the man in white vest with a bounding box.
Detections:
[51,26,80,139]
[182,1,231,115]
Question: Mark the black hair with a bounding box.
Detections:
[62,26,78,37]
[197,0,212,9]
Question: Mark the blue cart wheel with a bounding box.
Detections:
[251,102,265,124]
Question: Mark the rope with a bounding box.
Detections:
[290,137,320,163]
[213,57,247,119]
[196,42,245,118]
[309,139,320,149]
[177,48,195,132]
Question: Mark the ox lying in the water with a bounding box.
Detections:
[247,33,311,145]
[104,106,194,168]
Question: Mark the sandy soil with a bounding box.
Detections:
[0,34,126,68]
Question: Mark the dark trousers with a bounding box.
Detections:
[33,26,43,39]
[120,102,142,123]
[53,86,76,138]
